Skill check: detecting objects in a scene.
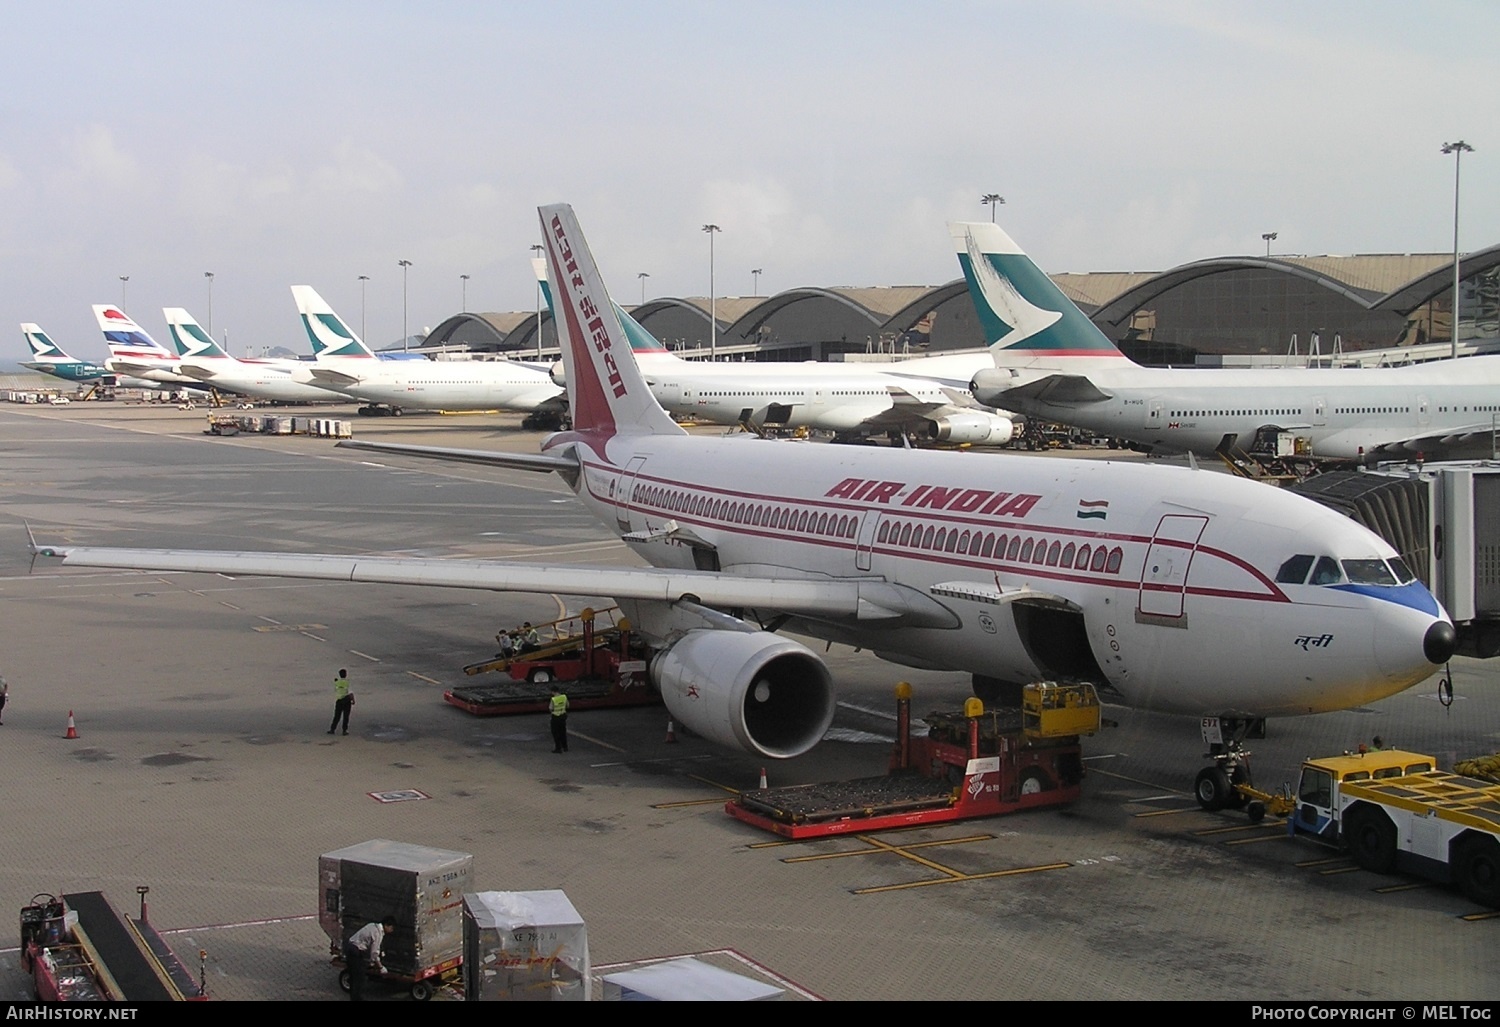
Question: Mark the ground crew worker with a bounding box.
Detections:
[549,685,569,753]
[497,631,515,659]
[328,668,353,736]
[343,917,394,1001]
[0,674,8,725]
[521,622,541,653]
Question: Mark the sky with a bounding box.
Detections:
[3,1,1498,361]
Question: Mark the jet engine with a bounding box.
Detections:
[649,629,836,759]
[968,368,1017,409]
[924,411,1015,446]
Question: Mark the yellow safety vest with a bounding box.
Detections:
[549,693,568,716]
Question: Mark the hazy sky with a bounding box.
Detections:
[4,1,1497,360]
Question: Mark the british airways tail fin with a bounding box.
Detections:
[93,304,172,357]
[532,256,673,361]
[163,308,231,360]
[290,286,377,358]
[538,204,683,438]
[21,324,74,362]
[948,222,1130,365]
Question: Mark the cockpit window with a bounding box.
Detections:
[1276,554,1315,584]
[1388,557,1417,584]
[1342,559,1397,586]
[1309,557,1342,585]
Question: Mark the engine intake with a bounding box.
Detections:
[650,630,835,759]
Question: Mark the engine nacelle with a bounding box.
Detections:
[969,368,1018,409]
[924,411,1015,446]
[650,630,835,759]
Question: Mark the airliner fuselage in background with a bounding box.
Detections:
[38,205,1455,789]
[20,323,109,382]
[533,260,1016,445]
[953,221,1500,461]
[291,285,567,418]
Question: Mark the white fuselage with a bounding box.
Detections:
[990,355,1500,459]
[176,357,348,403]
[549,429,1448,718]
[631,349,1009,435]
[313,358,565,412]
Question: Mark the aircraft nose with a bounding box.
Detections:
[1424,620,1457,664]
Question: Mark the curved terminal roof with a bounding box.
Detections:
[431,243,1498,361]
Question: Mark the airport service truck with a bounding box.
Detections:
[1288,748,1500,908]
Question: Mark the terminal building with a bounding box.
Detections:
[418,243,1500,368]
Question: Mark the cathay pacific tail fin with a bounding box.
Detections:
[22,324,72,361]
[290,286,377,358]
[163,308,230,360]
[948,221,1130,366]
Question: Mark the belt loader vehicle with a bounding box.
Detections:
[1288,748,1500,908]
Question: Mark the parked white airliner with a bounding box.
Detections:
[956,221,1500,462]
[293,286,567,421]
[36,205,1456,798]
[163,308,348,404]
[534,260,1016,445]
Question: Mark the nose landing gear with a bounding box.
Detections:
[1195,716,1267,813]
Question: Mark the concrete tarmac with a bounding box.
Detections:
[1,402,1497,1002]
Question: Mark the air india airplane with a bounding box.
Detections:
[35,205,1456,806]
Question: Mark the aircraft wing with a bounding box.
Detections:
[999,373,1113,406]
[1366,423,1500,460]
[879,370,976,391]
[337,438,579,475]
[176,363,222,381]
[310,366,364,387]
[106,359,177,376]
[34,544,930,623]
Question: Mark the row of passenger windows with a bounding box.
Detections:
[635,484,857,538]
[1334,406,1411,414]
[634,482,1125,574]
[1170,408,1298,417]
[1274,553,1416,586]
[877,519,1124,574]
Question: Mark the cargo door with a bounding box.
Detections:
[1137,513,1209,619]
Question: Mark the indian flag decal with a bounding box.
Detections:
[1077,500,1109,520]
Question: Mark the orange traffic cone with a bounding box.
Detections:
[664,718,677,744]
[65,710,79,739]
[758,767,768,790]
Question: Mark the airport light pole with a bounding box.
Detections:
[358,275,370,342]
[638,272,650,305]
[530,243,545,357]
[981,193,1004,222]
[119,276,129,307]
[398,259,413,351]
[460,273,470,313]
[702,224,720,358]
[1261,232,1277,257]
[1442,140,1474,360]
[751,268,762,296]
[204,269,216,334]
